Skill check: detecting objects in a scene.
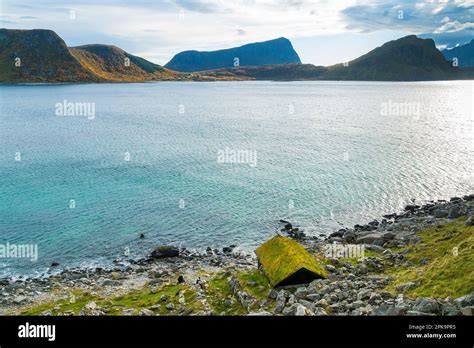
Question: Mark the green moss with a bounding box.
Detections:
[20,283,205,316]
[255,236,328,286]
[20,289,97,315]
[236,269,272,300]
[204,273,246,315]
[107,284,204,315]
[385,218,474,298]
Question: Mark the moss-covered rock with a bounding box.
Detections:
[255,235,327,287]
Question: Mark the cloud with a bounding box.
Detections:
[1,0,472,64]
[342,0,474,34]
[434,20,474,33]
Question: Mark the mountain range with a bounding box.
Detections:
[442,39,474,68]
[165,37,301,72]
[0,29,472,83]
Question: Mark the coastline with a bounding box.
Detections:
[1,193,473,316]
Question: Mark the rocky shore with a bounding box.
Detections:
[1,194,473,316]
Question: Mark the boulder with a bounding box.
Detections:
[151,246,179,259]
[448,206,462,219]
[356,233,383,245]
[413,298,440,314]
[465,216,473,226]
[433,209,448,218]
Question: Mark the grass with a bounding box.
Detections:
[236,269,272,300]
[255,236,328,286]
[204,273,246,315]
[20,283,205,316]
[384,218,474,298]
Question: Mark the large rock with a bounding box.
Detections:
[455,292,474,307]
[150,246,179,259]
[355,233,384,245]
[447,206,462,219]
[413,298,440,314]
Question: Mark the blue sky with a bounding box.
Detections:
[1,0,473,66]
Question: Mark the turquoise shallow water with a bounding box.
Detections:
[0,81,473,277]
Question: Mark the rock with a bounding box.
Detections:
[85,301,97,310]
[160,295,169,302]
[441,304,461,316]
[395,282,416,293]
[356,233,383,245]
[274,291,288,313]
[306,293,320,302]
[404,205,420,212]
[463,194,474,201]
[247,311,272,316]
[455,292,474,307]
[413,298,440,314]
[368,292,382,305]
[448,206,462,219]
[382,232,395,240]
[282,303,312,316]
[13,295,27,304]
[268,289,278,300]
[110,272,121,280]
[139,233,145,239]
[294,287,308,300]
[366,244,385,253]
[407,310,435,316]
[177,275,185,284]
[122,308,136,315]
[138,308,154,316]
[325,264,337,273]
[465,216,473,226]
[357,289,372,301]
[329,230,345,238]
[151,246,179,259]
[433,209,448,218]
[51,262,60,267]
[165,303,174,311]
[460,306,474,316]
[312,307,328,315]
[385,306,408,316]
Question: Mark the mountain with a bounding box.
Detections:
[1,30,472,83]
[69,44,180,82]
[164,37,301,72]
[442,39,474,67]
[0,29,186,83]
[324,35,461,81]
[0,29,98,82]
[205,35,473,81]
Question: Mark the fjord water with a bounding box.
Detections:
[0,81,473,278]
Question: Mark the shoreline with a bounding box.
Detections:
[1,193,473,316]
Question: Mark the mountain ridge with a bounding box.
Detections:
[1,29,472,83]
[442,39,474,67]
[165,37,301,72]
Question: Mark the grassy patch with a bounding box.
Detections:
[236,269,272,300]
[20,283,205,316]
[204,273,246,315]
[384,218,474,298]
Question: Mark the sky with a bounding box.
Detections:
[1,0,473,66]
